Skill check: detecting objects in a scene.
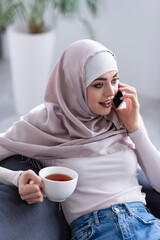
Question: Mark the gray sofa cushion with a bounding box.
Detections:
[0,155,71,240]
[137,168,160,219]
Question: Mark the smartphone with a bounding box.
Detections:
[113,90,124,109]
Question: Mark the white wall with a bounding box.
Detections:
[52,0,160,100]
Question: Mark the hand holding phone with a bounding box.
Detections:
[113,90,125,109]
[113,83,141,132]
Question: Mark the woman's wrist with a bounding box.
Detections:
[125,115,143,133]
[17,171,23,187]
[126,123,141,133]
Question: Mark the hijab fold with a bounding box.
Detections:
[0,39,132,160]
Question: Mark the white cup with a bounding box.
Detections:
[39,166,78,202]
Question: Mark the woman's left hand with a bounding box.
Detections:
[113,82,142,133]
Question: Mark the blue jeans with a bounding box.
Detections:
[70,202,160,240]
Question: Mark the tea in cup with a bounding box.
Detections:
[39,166,78,202]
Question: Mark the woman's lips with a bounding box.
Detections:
[99,100,112,108]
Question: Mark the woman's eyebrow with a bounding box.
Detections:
[93,72,119,82]
[113,72,119,78]
[94,77,107,82]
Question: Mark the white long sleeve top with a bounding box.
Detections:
[0,126,160,224]
[0,147,22,186]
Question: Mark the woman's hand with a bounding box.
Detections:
[18,170,44,204]
[113,82,142,133]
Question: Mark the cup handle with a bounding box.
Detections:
[29,180,34,185]
[29,180,46,197]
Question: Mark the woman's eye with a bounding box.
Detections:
[93,83,103,88]
[112,78,119,84]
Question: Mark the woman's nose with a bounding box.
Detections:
[104,84,115,97]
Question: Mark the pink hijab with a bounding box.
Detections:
[0,39,131,161]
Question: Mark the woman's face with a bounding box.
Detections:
[86,70,119,116]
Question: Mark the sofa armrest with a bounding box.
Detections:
[138,168,160,219]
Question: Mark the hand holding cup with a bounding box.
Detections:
[39,166,78,202]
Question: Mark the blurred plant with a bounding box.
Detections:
[18,0,99,34]
[0,0,100,36]
[0,0,24,58]
[0,0,24,33]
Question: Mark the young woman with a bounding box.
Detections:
[0,39,160,239]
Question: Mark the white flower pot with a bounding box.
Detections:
[8,25,55,115]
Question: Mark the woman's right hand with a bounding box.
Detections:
[18,170,44,204]
[114,82,142,133]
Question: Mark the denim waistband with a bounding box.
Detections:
[70,201,146,230]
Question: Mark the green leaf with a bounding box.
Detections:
[0,0,24,32]
[86,0,98,16]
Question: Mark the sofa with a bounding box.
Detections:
[0,155,160,240]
